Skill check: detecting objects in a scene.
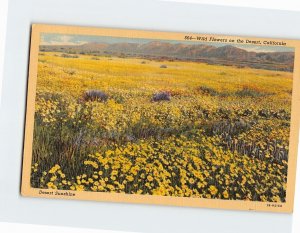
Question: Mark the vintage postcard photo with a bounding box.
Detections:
[21,24,300,212]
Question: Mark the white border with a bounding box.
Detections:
[162,0,300,11]
[0,222,123,233]
[0,0,8,104]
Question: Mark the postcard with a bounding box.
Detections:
[21,24,300,212]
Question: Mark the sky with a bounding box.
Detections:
[40,33,295,53]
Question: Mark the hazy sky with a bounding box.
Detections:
[41,33,295,53]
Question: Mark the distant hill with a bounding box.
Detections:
[40,42,294,72]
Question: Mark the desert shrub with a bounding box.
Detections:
[61,53,79,59]
[258,109,289,120]
[83,90,108,102]
[199,86,230,97]
[141,61,146,64]
[218,92,231,98]
[235,86,265,98]
[199,86,218,96]
[63,68,76,75]
[207,119,252,136]
[160,64,167,68]
[237,65,246,68]
[152,91,171,102]
[111,94,125,104]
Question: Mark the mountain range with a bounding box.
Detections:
[40,41,294,71]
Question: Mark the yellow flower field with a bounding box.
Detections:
[31,52,292,202]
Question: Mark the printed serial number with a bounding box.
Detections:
[267,203,283,208]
